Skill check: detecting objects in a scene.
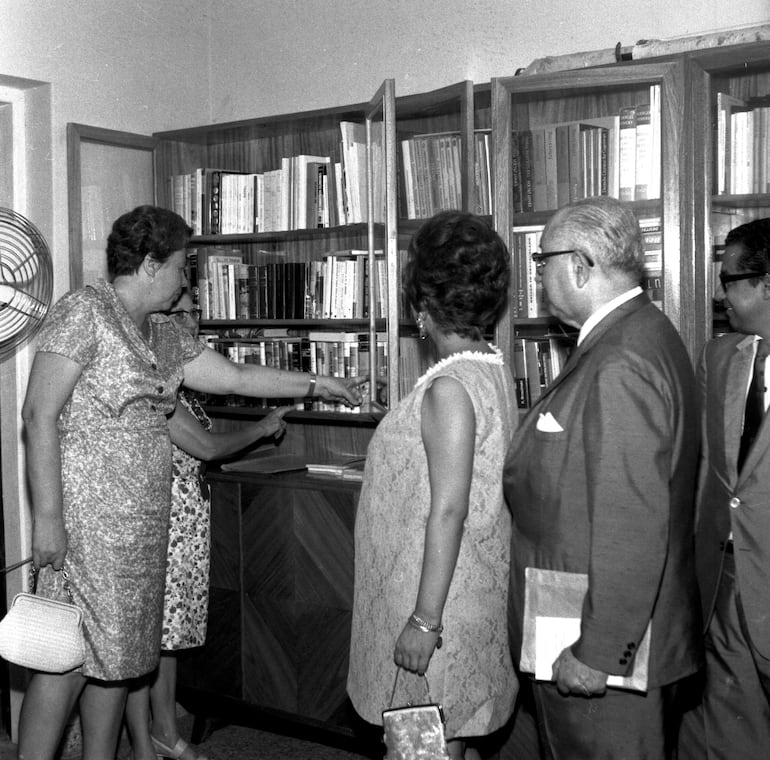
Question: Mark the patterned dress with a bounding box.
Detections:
[347,348,519,739]
[161,392,212,650]
[34,281,202,680]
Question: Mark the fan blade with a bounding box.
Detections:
[0,283,47,319]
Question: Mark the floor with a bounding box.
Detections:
[0,693,540,759]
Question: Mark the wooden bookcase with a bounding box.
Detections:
[491,58,696,375]
[150,78,486,740]
[685,41,770,337]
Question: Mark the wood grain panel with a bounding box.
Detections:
[209,482,241,591]
[294,490,355,608]
[242,596,298,710]
[295,604,352,721]
[177,588,242,699]
[241,484,294,600]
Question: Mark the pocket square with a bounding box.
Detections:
[536,412,564,432]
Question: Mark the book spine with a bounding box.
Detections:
[543,125,558,210]
[518,130,535,213]
[555,125,570,207]
[510,131,522,214]
[531,128,548,211]
[618,106,637,201]
[633,103,653,201]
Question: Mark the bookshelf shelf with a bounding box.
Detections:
[201,405,384,425]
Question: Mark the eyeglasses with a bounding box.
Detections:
[718,270,767,290]
[531,249,594,274]
[168,308,202,324]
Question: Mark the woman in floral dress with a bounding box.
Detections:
[19,205,362,760]
[124,290,292,760]
[347,211,519,759]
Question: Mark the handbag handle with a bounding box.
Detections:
[0,556,32,575]
[389,667,434,708]
[29,564,75,605]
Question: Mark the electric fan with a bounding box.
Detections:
[0,208,53,360]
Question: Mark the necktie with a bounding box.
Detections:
[738,339,769,472]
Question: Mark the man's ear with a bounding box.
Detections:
[572,251,591,288]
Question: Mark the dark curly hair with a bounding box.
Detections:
[725,217,770,275]
[402,211,510,340]
[106,205,192,279]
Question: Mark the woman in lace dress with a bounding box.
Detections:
[347,211,519,759]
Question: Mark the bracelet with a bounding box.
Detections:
[305,373,317,398]
[408,613,443,635]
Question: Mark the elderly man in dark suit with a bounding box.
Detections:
[679,217,770,760]
[503,196,702,759]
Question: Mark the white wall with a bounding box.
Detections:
[205,0,770,119]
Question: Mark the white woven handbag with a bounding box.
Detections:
[0,565,86,673]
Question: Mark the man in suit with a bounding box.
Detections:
[678,217,770,760]
[503,196,702,759]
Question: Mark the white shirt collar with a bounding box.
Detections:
[578,286,643,345]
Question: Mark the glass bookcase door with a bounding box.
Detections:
[687,41,770,340]
[491,60,693,366]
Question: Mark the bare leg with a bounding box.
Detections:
[17,671,86,760]
[79,680,128,760]
[149,653,179,746]
[447,739,482,760]
[125,672,156,760]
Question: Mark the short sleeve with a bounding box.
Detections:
[150,316,205,374]
[35,289,97,367]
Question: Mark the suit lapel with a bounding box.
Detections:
[725,337,753,483]
[537,293,650,402]
[506,294,648,464]
[735,336,770,482]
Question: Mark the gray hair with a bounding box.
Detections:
[548,196,645,282]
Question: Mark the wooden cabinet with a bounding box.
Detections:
[176,470,366,731]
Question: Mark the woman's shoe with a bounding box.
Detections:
[150,736,210,760]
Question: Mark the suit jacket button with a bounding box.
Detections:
[627,642,636,650]
[729,497,741,509]
[619,658,628,665]
[624,650,632,657]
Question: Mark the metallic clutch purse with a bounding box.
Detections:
[381,670,451,760]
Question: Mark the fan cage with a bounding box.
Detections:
[0,207,53,359]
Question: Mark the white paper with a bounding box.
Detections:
[534,616,640,688]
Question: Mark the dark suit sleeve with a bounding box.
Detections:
[572,354,675,675]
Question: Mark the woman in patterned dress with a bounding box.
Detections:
[347,211,519,760]
[19,205,362,760]
[124,291,291,760]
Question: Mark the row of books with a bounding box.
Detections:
[639,216,663,311]
[513,335,574,408]
[190,247,397,321]
[511,86,661,212]
[716,92,770,195]
[399,132,463,219]
[474,131,493,215]
[510,216,663,319]
[169,122,384,235]
[199,330,430,412]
